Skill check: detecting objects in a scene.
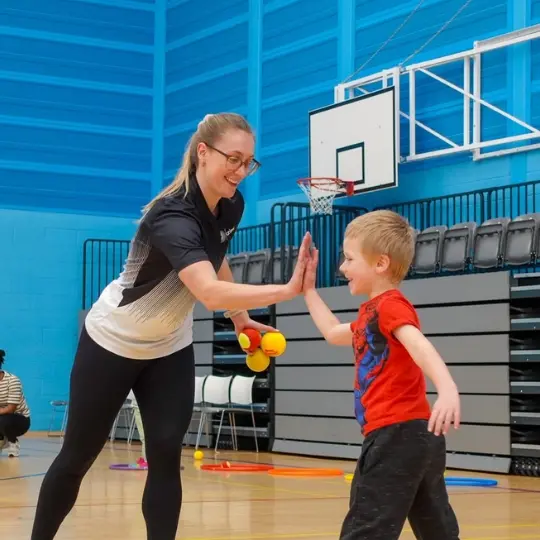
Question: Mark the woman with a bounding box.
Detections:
[0,349,31,458]
[31,112,310,540]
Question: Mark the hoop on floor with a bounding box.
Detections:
[109,463,184,471]
[297,177,354,215]
[201,463,274,473]
[110,463,148,471]
[268,467,344,477]
[444,477,498,487]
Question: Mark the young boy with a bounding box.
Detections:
[302,210,461,540]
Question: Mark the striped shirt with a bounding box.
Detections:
[0,371,31,417]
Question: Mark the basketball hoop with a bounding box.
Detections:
[297,177,354,215]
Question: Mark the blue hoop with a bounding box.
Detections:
[445,476,498,487]
[110,463,148,471]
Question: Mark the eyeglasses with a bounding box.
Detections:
[206,144,261,176]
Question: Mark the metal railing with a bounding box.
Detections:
[228,222,270,254]
[82,239,130,309]
[376,179,540,231]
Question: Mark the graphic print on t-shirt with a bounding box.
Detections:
[353,305,390,429]
[118,229,196,329]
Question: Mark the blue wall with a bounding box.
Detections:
[164,0,540,224]
[0,0,153,429]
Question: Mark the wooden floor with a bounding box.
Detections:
[1,434,540,539]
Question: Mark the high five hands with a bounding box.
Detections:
[285,232,319,296]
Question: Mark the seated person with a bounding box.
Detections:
[0,350,31,457]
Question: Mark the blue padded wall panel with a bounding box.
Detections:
[260,146,308,198]
[165,71,249,129]
[0,35,153,88]
[163,131,192,176]
[262,39,337,100]
[355,1,507,71]
[0,80,152,131]
[3,0,154,45]
[263,2,338,50]
[164,0,250,189]
[166,24,249,81]
[0,0,154,216]
[167,0,248,43]
[2,126,151,172]
[0,169,150,215]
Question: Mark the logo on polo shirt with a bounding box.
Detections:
[220,227,236,243]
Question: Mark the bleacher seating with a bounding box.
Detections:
[505,213,540,266]
[472,217,510,270]
[411,225,447,274]
[226,213,540,285]
[440,222,476,272]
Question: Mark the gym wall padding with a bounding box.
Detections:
[272,271,512,474]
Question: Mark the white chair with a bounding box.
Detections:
[110,395,135,443]
[223,375,259,452]
[193,375,206,411]
[48,400,69,438]
[184,375,210,446]
[195,375,234,451]
[126,390,139,445]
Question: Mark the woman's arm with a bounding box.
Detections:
[179,237,308,311]
[147,202,311,311]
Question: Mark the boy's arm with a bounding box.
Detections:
[394,324,460,435]
[304,289,353,346]
[394,325,456,392]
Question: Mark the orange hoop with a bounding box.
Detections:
[268,467,344,477]
[201,463,274,472]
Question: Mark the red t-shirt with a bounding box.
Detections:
[350,288,431,436]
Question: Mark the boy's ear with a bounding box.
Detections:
[376,254,391,273]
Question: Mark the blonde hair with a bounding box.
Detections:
[344,210,415,283]
[141,112,253,216]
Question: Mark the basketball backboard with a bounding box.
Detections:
[308,87,398,200]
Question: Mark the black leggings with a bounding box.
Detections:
[31,327,195,540]
[0,413,30,442]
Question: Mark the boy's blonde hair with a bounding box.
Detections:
[344,210,415,283]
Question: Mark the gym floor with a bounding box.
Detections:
[1,434,539,539]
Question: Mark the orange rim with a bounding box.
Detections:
[201,463,274,472]
[268,467,344,477]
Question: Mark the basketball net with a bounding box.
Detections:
[297,177,354,215]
